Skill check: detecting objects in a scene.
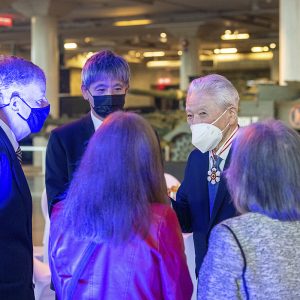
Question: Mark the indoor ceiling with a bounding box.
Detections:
[0,0,279,62]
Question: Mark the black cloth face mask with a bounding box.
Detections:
[90,94,126,118]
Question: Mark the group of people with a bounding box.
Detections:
[0,50,299,300]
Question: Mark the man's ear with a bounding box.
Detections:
[9,95,21,112]
[81,85,89,101]
[228,106,238,125]
[125,85,129,94]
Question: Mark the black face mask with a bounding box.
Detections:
[91,94,125,118]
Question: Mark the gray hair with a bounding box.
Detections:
[225,119,300,221]
[0,55,46,90]
[187,74,239,109]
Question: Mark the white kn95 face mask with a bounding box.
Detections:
[190,109,229,153]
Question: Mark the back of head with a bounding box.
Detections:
[187,74,239,109]
[0,55,46,92]
[226,119,300,221]
[81,50,130,89]
[63,111,167,243]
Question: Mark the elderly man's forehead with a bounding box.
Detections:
[187,90,215,103]
[8,80,45,91]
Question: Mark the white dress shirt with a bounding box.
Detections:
[209,126,239,171]
[90,111,103,130]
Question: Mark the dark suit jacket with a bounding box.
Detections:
[0,127,34,300]
[171,149,237,275]
[46,114,95,214]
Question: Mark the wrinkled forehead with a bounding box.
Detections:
[2,80,45,96]
[20,80,45,96]
[187,90,216,106]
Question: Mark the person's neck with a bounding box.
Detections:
[91,109,104,121]
[214,125,237,153]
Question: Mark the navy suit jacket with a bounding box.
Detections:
[46,114,95,214]
[172,149,237,275]
[0,127,34,299]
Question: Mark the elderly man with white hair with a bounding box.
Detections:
[0,55,50,299]
[171,74,240,276]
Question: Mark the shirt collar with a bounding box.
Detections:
[0,118,19,151]
[90,111,103,130]
[209,125,239,163]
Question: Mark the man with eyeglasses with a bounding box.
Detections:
[0,55,50,299]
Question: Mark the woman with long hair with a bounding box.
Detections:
[49,111,193,299]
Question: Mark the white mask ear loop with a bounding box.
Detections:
[221,122,230,134]
[211,108,229,126]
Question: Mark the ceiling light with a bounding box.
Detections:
[270,43,276,49]
[251,46,269,53]
[221,31,249,40]
[113,19,152,26]
[160,37,167,43]
[143,51,165,57]
[160,32,167,38]
[147,60,180,68]
[178,50,183,56]
[84,37,93,43]
[158,77,171,84]
[214,48,238,54]
[64,42,77,50]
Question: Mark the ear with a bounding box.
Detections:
[125,85,129,94]
[9,95,21,112]
[228,106,238,125]
[81,85,89,101]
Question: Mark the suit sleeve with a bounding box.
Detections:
[0,151,12,207]
[158,207,193,300]
[197,224,244,299]
[46,131,68,215]
[171,154,193,232]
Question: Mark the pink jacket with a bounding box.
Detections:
[49,203,193,300]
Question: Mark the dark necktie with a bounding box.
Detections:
[208,155,222,216]
[15,146,22,163]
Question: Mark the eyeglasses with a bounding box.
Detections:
[10,92,49,109]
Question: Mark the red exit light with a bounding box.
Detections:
[0,17,13,27]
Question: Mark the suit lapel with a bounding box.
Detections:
[81,114,95,149]
[0,127,31,203]
[199,152,210,226]
[209,149,232,227]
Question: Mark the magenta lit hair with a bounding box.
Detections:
[62,111,168,243]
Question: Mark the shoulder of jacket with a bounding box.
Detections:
[220,213,264,240]
[51,115,91,136]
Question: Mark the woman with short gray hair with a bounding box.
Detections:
[197,119,300,299]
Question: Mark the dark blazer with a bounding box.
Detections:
[171,149,237,275]
[46,114,95,214]
[0,127,34,300]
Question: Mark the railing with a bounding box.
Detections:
[21,146,47,174]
